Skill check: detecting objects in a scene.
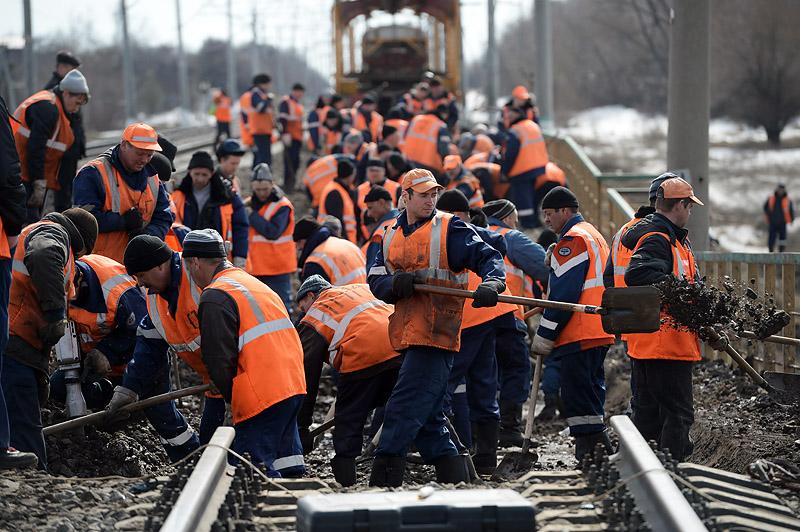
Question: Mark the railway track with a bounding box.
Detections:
[140,416,800,532]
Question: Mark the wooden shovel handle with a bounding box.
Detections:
[738,330,800,347]
[413,284,604,315]
[703,328,770,391]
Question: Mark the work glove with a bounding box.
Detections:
[472,280,506,308]
[122,208,144,231]
[282,133,292,146]
[531,334,554,356]
[233,256,247,269]
[39,319,67,347]
[105,385,138,422]
[391,272,416,299]
[26,179,46,208]
[299,427,314,455]
[545,243,556,268]
[82,349,112,379]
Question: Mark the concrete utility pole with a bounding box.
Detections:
[226,0,237,100]
[175,0,190,124]
[534,0,554,131]
[667,0,710,251]
[487,0,498,117]
[120,0,136,124]
[23,0,34,97]
[250,5,259,74]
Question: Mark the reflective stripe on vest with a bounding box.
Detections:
[508,120,548,178]
[306,237,367,286]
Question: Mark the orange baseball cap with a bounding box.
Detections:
[443,154,462,171]
[122,122,162,151]
[512,85,529,100]
[401,169,443,193]
[659,177,703,205]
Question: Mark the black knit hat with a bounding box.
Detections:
[541,186,579,210]
[364,185,392,203]
[124,235,173,275]
[293,216,321,241]
[182,229,227,258]
[252,73,271,85]
[61,207,98,255]
[482,199,516,221]
[188,151,215,172]
[56,50,80,67]
[337,159,355,179]
[437,189,470,213]
[158,135,177,170]
[150,153,173,182]
[366,158,385,169]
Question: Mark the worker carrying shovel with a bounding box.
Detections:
[532,187,615,460]
[621,177,714,461]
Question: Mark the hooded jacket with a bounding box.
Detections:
[622,212,698,287]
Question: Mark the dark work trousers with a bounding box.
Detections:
[199,395,226,446]
[54,159,77,213]
[257,274,293,316]
[445,321,500,448]
[768,223,788,252]
[334,366,400,458]
[283,139,302,191]
[216,121,231,144]
[253,134,272,167]
[630,358,694,461]
[232,394,305,478]
[510,173,538,228]
[376,346,459,461]
[560,345,609,436]
[0,257,12,451]
[1,354,47,469]
[541,350,562,396]
[495,316,531,405]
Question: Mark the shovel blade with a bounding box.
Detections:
[763,371,800,400]
[491,449,539,481]
[601,286,662,334]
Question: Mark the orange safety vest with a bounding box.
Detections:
[248,88,273,135]
[403,93,425,115]
[384,118,409,140]
[446,171,484,208]
[280,96,304,141]
[12,90,75,189]
[9,221,75,351]
[474,134,495,154]
[83,155,160,263]
[609,216,642,289]
[305,237,367,286]
[460,271,518,330]
[238,91,254,146]
[507,119,548,178]
[301,284,400,373]
[551,221,615,349]
[423,93,454,112]
[206,267,305,423]
[356,180,400,240]
[536,161,566,190]
[318,180,358,244]
[164,223,189,252]
[502,106,535,130]
[490,225,528,320]
[68,254,138,376]
[303,155,338,208]
[464,151,489,167]
[626,231,701,362]
[361,215,397,259]
[351,108,383,142]
[467,161,507,200]
[767,195,793,224]
[171,190,235,255]
[381,211,469,351]
[401,114,446,173]
[320,127,343,155]
[214,94,232,123]
[245,196,296,276]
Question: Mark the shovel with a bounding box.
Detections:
[735,330,800,398]
[413,285,662,334]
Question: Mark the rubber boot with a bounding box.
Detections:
[535,394,559,422]
[471,421,499,475]
[330,456,357,487]
[498,401,524,448]
[433,454,471,484]
[368,455,405,487]
[574,430,613,461]
[0,447,38,470]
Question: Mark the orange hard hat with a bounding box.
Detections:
[401,169,442,193]
[122,123,162,151]
[660,177,704,205]
[512,85,529,100]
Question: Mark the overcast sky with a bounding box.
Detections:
[1,0,535,81]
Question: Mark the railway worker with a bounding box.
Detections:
[400,104,451,178]
[302,153,354,212]
[501,106,549,229]
[215,138,246,194]
[442,155,484,208]
[307,93,332,155]
[532,187,615,460]
[295,275,402,486]
[342,131,376,184]
[401,83,428,118]
[350,94,383,144]
[482,199,550,445]
[184,229,306,476]
[238,87,254,150]
[361,186,400,268]
[382,111,409,151]
[386,152,412,183]
[170,151,249,268]
[13,69,90,223]
[423,77,459,131]
[0,95,36,470]
[3,209,98,470]
[279,83,305,191]
[499,85,537,132]
[248,73,275,167]
[356,159,401,240]
[317,158,358,244]
[245,163,296,314]
[318,109,347,155]
[293,217,366,285]
[49,254,147,410]
[73,122,173,263]
[212,89,232,144]
[622,177,705,462]
[366,169,506,487]
[764,183,794,252]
